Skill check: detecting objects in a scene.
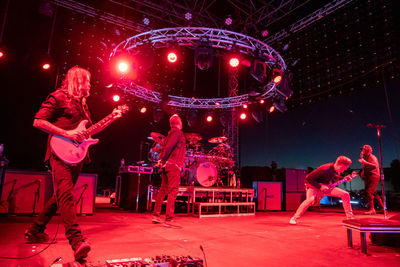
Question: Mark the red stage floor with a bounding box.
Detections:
[0,197,399,267]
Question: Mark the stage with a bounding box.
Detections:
[0,197,398,267]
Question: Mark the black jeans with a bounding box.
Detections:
[32,155,84,247]
[364,176,384,210]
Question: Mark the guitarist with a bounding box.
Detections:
[289,156,356,225]
[359,144,384,214]
[24,66,121,261]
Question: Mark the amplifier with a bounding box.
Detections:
[106,255,203,267]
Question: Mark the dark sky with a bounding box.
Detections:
[0,0,399,188]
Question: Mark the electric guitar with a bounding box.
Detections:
[50,104,129,165]
[312,171,358,205]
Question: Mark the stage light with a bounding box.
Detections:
[243,104,248,109]
[167,51,177,63]
[105,83,114,88]
[206,115,213,122]
[225,16,233,26]
[269,105,275,113]
[240,112,247,120]
[272,69,282,83]
[117,61,129,73]
[195,40,214,70]
[0,51,4,58]
[42,63,51,70]
[142,17,150,25]
[262,30,269,37]
[185,12,192,21]
[259,99,265,104]
[229,57,239,68]
[112,94,120,102]
[140,106,147,113]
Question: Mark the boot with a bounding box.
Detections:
[365,200,376,215]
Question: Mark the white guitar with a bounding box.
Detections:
[50,104,129,165]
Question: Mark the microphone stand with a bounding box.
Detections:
[367,123,388,219]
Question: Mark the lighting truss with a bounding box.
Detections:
[111,27,286,109]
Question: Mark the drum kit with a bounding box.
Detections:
[147,131,235,187]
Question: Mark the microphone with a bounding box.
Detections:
[366,123,385,129]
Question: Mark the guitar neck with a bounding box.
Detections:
[85,113,115,136]
[330,176,350,188]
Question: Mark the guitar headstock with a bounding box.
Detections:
[116,104,130,114]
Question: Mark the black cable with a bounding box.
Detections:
[200,245,208,267]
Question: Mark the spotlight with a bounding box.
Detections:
[269,105,275,113]
[167,51,178,63]
[229,57,240,68]
[118,61,129,73]
[185,12,192,21]
[206,115,213,122]
[225,16,233,26]
[112,94,120,102]
[42,63,51,70]
[272,69,282,83]
[259,99,265,104]
[0,51,4,59]
[243,104,248,109]
[139,106,147,113]
[240,112,247,120]
[262,30,269,37]
[142,17,150,25]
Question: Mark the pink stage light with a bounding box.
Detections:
[243,104,248,109]
[42,63,51,70]
[112,94,120,102]
[240,112,247,120]
[259,99,265,104]
[167,52,177,63]
[140,107,147,113]
[229,57,239,68]
[269,105,275,113]
[206,115,213,122]
[0,51,4,58]
[117,61,129,73]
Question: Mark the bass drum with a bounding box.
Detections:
[196,161,218,187]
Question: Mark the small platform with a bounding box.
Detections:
[343,218,400,254]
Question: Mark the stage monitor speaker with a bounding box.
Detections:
[73,173,97,215]
[253,181,282,211]
[119,172,150,212]
[0,170,52,214]
[286,192,305,211]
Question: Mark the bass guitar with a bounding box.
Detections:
[50,104,129,165]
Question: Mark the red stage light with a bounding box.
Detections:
[42,63,51,70]
[206,115,213,122]
[117,61,129,73]
[112,94,120,102]
[272,69,282,83]
[243,104,248,109]
[269,105,275,113]
[0,51,4,58]
[240,113,247,120]
[259,99,265,104]
[167,52,177,63]
[140,107,147,113]
[229,57,239,68]
[273,75,282,83]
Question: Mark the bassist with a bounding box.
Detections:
[289,156,356,225]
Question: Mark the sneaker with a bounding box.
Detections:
[364,209,376,215]
[164,219,182,229]
[24,229,49,243]
[289,217,297,225]
[152,215,162,224]
[73,241,91,260]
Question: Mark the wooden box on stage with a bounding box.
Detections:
[252,181,282,211]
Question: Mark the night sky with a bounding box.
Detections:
[0,0,399,188]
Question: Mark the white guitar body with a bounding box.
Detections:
[50,120,99,165]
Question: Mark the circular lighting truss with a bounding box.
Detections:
[110,27,287,109]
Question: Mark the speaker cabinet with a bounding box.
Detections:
[73,173,97,215]
[253,181,282,211]
[119,172,150,212]
[0,170,52,214]
[285,168,307,192]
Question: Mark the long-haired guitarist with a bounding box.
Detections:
[24,66,121,261]
[289,156,357,225]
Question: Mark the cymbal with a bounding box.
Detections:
[208,136,228,143]
[150,132,165,143]
[184,133,202,143]
[216,143,231,149]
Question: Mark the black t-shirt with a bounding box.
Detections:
[34,89,91,162]
[305,163,342,189]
